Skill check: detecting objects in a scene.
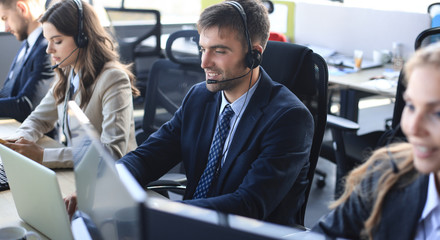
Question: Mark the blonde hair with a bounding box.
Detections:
[404,41,440,86]
[330,143,418,239]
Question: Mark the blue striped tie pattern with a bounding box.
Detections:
[193,104,234,199]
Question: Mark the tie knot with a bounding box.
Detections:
[222,104,234,118]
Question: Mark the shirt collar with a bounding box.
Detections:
[69,68,81,94]
[27,27,42,51]
[219,73,261,116]
[420,173,440,221]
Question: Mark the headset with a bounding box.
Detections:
[51,0,87,69]
[73,0,88,48]
[226,1,261,69]
[386,123,402,174]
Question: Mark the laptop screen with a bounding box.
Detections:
[68,101,147,240]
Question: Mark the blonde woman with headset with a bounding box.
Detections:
[313,42,440,239]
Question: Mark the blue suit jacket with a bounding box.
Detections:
[313,169,429,239]
[0,33,54,122]
[120,68,314,226]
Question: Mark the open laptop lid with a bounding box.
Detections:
[0,144,73,240]
[68,101,147,240]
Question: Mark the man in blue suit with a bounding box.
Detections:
[119,0,314,226]
[0,0,54,122]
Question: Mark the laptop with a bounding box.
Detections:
[0,144,73,240]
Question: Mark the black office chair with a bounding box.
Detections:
[136,30,205,194]
[105,7,164,102]
[136,30,205,144]
[320,26,440,198]
[261,41,328,226]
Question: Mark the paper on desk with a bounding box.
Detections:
[328,66,356,76]
[306,45,337,58]
[360,79,397,91]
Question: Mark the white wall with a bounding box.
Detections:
[294,2,430,60]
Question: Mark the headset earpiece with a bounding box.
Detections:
[73,0,88,48]
[245,49,261,69]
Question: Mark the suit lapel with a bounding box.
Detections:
[215,70,273,189]
[8,41,28,80]
[21,33,44,70]
[187,92,221,195]
[378,174,429,239]
[10,33,45,84]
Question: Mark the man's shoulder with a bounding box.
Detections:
[260,72,304,106]
[27,35,50,61]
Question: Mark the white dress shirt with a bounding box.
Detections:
[414,173,440,240]
[218,74,261,166]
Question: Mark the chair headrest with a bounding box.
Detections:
[261,41,316,95]
[165,30,201,66]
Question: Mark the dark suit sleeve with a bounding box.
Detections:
[183,103,314,222]
[118,85,193,186]
[0,40,54,122]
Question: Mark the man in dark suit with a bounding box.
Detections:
[0,0,54,122]
[119,0,314,226]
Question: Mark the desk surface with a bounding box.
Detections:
[329,65,399,97]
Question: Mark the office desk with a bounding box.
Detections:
[328,65,398,122]
[0,119,63,148]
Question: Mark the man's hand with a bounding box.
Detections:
[64,193,77,221]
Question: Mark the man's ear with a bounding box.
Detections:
[253,44,263,55]
[16,1,29,17]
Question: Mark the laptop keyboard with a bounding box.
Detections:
[0,162,9,191]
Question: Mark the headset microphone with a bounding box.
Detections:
[206,68,252,84]
[386,123,401,174]
[50,47,79,70]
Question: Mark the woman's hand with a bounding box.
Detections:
[3,138,44,164]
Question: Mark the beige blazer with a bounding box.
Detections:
[12,62,137,168]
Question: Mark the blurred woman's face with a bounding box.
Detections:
[43,22,79,70]
[401,65,440,175]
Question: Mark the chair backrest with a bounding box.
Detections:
[105,7,163,97]
[387,27,440,138]
[261,41,328,225]
[105,8,162,63]
[137,30,205,143]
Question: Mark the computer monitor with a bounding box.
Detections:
[68,101,147,240]
[144,197,325,240]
